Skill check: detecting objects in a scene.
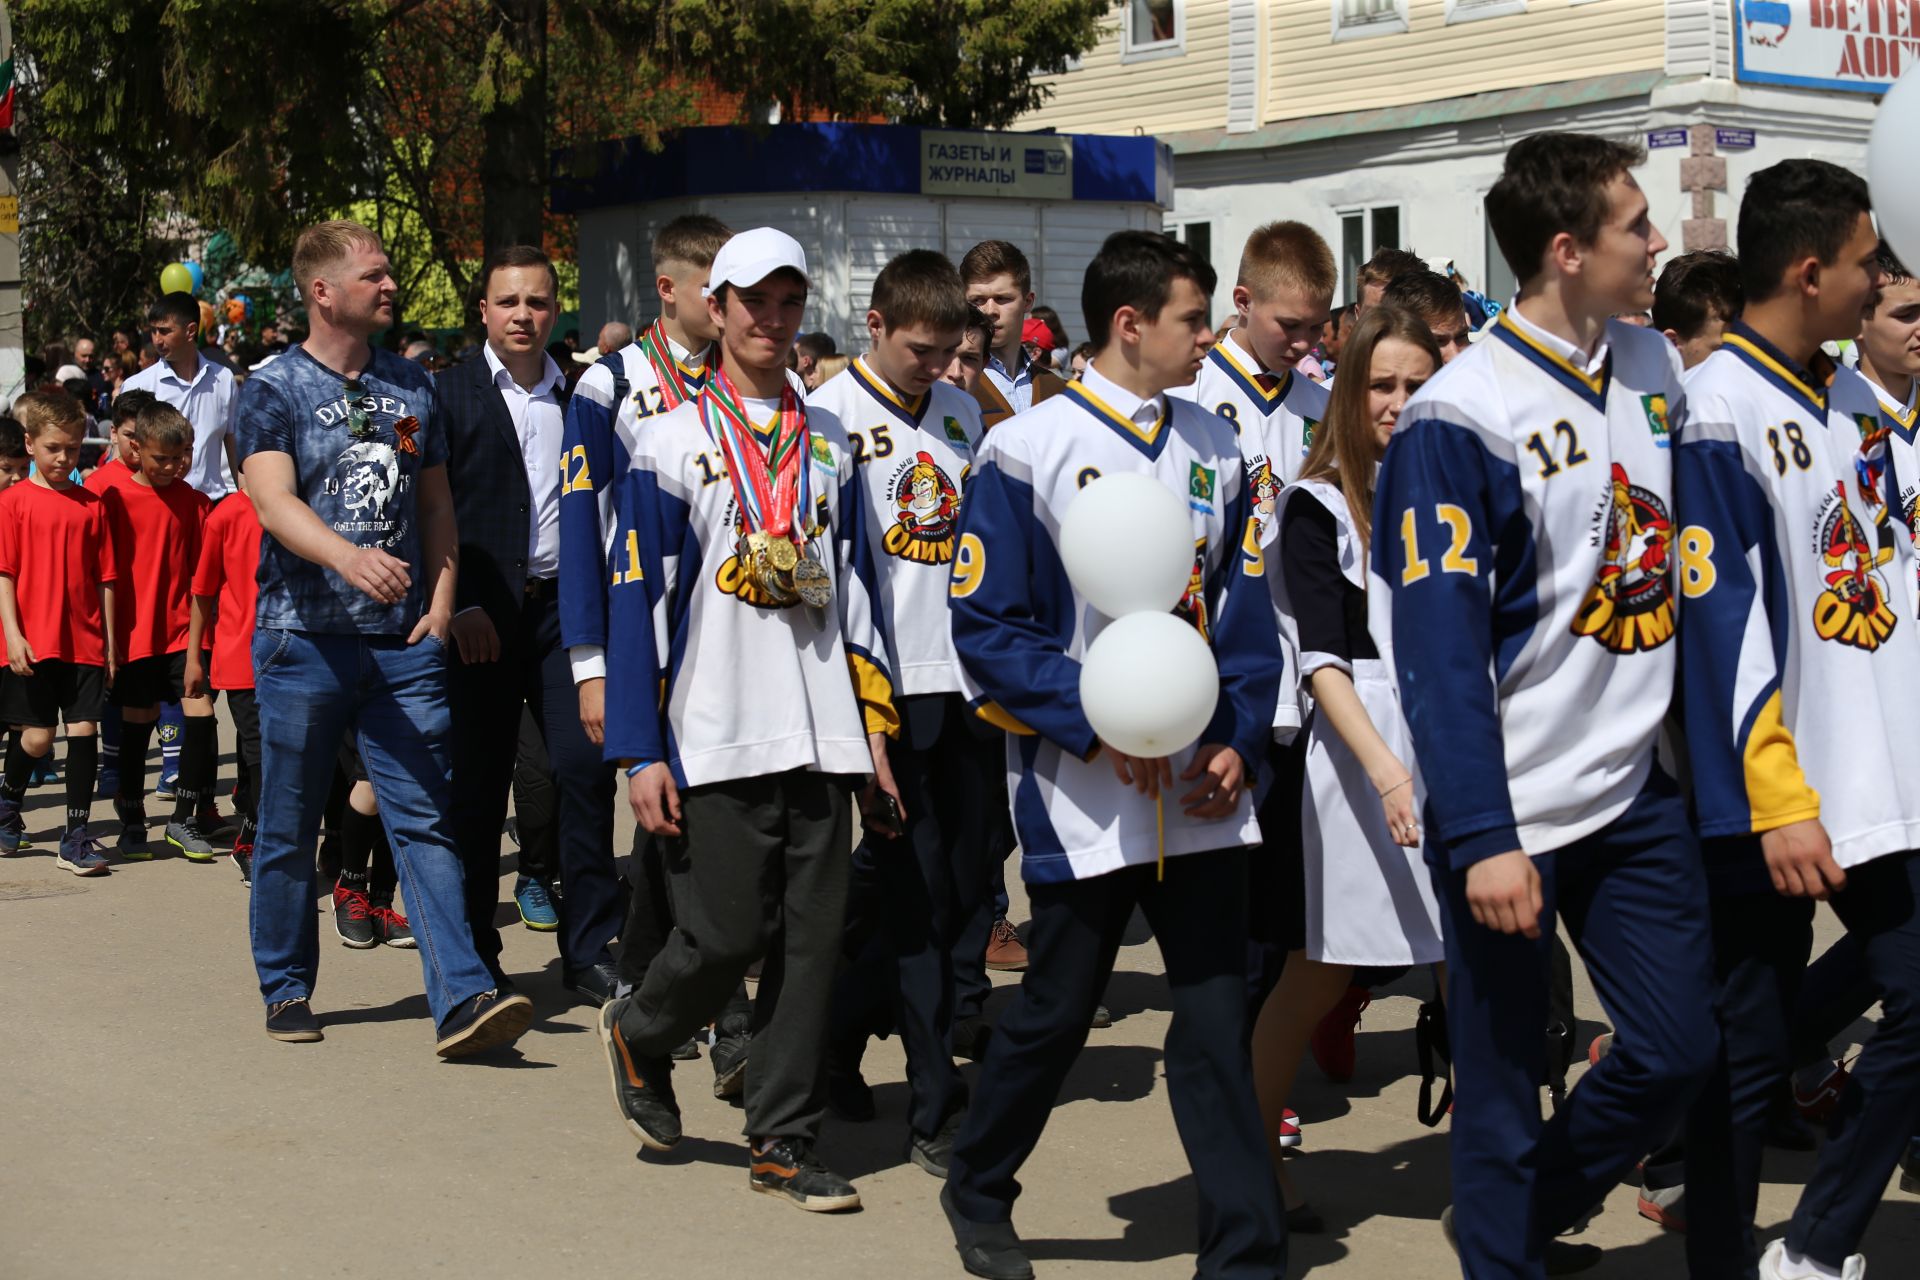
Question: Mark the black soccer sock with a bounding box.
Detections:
[172,716,216,821]
[369,824,398,900]
[338,804,379,880]
[118,718,157,802]
[1,733,35,802]
[64,735,98,832]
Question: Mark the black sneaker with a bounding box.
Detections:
[942,1183,1033,1280]
[671,1036,702,1061]
[333,883,376,948]
[711,1022,750,1099]
[598,1000,682,1150]
[232,831,254,886]
[265,998,323,1043]
[910,1110,965,1179]
[370,897,416,949]
[748,1136,860,1212]
[435,989,534,1058]
[114,796,151,862]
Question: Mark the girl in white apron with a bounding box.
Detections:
[1251,305,1448,1219]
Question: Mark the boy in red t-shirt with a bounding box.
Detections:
[186,492,263,883]
[85,390,152,498]
[101,401,215,861]
[0,392,117,874]
[0,417,30,491]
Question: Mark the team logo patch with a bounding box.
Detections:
[881,451,962,565]
[1301,418,1319,453]
[1853,422,1896,568]
[1189,462,1216,513]
[1172,540,1211,642]
[1571,463,1675,653]
[1812,482,1897,651]
[943,416,971,447]
[810,436,836,472]
[1248,457,1280,537]
[1641,395,1670,448]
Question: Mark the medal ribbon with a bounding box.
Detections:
[637,318,698,411]
[697,353,811,541]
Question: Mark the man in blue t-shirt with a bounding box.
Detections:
[237,219,532,1058]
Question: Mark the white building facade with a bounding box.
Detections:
[1025,1,1894,303]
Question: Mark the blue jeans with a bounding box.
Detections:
[248,628,492,1032]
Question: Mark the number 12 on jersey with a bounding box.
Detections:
[1399,504,1478,585]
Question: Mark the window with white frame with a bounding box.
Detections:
[1446,0,1526,23]
[1123,0,1185,62]
[1332,0,1409,41]
[1339,205,1403,305]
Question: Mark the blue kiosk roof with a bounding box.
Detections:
[551,123,1170,213]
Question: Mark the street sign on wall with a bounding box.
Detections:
[1735,0,1907,95]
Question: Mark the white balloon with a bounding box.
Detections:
[1080,613,1219,758]
[1870,68,1920,271]
[1058,472,1195,620]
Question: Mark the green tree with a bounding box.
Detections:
[15,0,1105,342]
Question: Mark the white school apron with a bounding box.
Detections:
[1275,479,1445,967]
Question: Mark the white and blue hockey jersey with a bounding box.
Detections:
[1853,367,1920,614]
[1369,309,1687,868]
[806,358,984,698]
[1173,329,1330,500]
[599,391,898,789]
[558,335,709,680]
[1676,325,1920,876]
[949,364,1285,883]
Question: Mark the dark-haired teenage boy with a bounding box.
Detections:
[810,250,989,1174]
[1678,161,1919,1280]
[1372,133,1716,1279]
[1380,268,1474,364]
[1654,249,1744,370]
[595,228,900,1213]
[124,291,241,500]
[0,418,30,492]
[960,241,1067,429]
[940,230,1286,1280]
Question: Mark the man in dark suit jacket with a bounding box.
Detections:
[438,244,621,1002]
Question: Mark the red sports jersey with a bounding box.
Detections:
[84,457,135,496]
[103,479,210,662]
[0,481,115,665]
[191,495,261,690]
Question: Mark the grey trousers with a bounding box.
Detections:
[615,768,854,1140]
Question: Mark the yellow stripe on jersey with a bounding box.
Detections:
[974,700,1037,736]
[1496,312,1607,396]
[1063,383,1167,448]
[847,652,900,738]
[1208,341,1291,408]
[1742,688,1823,831]
[851,356,929,425]
[1723,333,1827,412]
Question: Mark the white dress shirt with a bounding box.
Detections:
[1080,360,1168,434]
[984,348,1038,414]
[483,343,567,580]
[124,354,237,498]
[1505,298,1611,377]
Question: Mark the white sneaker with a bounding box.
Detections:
[1759,1239,1866,1280]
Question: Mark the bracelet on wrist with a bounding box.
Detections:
[1378,778,1412,799]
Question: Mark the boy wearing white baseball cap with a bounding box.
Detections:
[595,227,904,1213]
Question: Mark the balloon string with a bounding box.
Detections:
[1156,790,1165,882]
